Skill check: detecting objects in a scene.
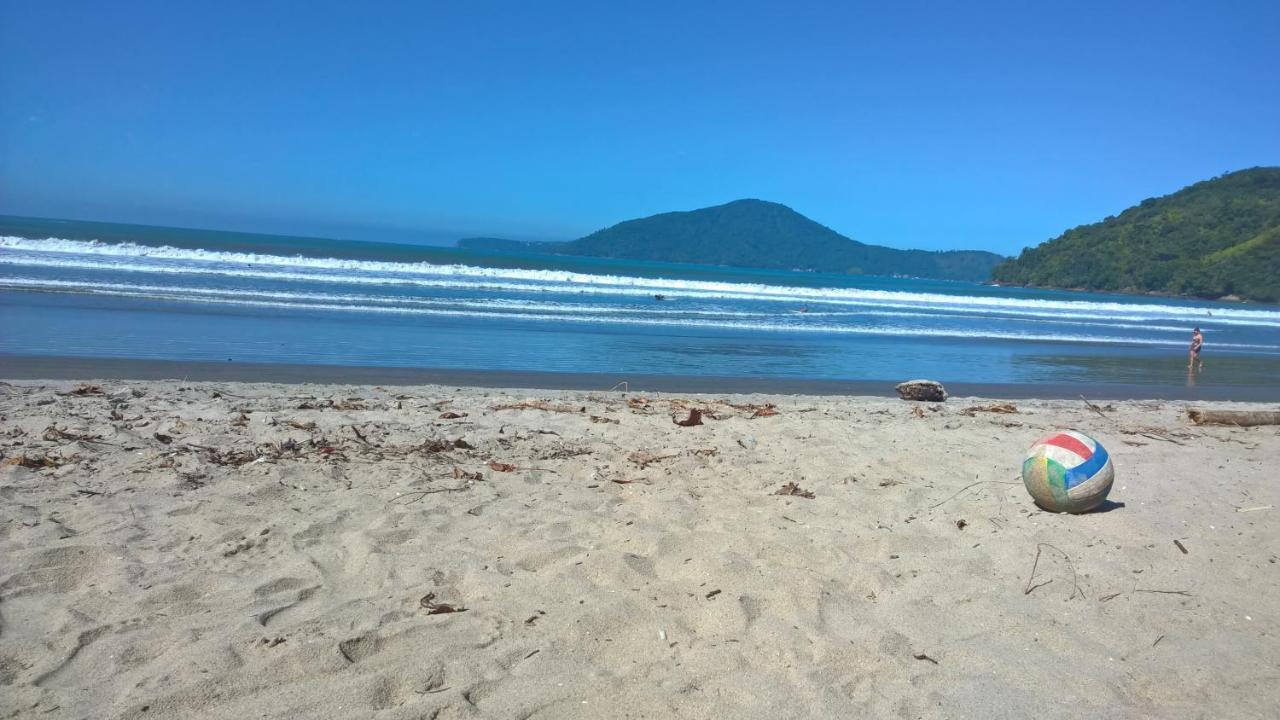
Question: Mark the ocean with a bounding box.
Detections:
[2,219,1279,392]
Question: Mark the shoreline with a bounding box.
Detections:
[3,353,1278,401]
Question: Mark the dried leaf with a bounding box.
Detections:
[590,415,620,424]
[439,411,468,419]
[58,384,105,397]
[488,461,517,472]
[774,482,815,499]
[751,404,779,418]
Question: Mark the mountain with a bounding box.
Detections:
[992,167,1280,303]
[460,200,1005,281]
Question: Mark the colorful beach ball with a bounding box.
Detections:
[1022,430,1114,513]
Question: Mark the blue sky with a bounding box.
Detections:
[2,1,1277,254]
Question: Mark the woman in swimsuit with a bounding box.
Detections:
[1188,327,1204,372]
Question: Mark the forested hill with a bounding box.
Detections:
[992,167,1280,302]
[460,200,1005,281]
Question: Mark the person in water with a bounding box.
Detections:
[1188,327,1204,372]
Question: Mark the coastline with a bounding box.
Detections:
[3,353,1278,401]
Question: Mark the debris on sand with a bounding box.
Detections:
[419,592,467,614]
[453,466,484,481]
[439,411,468,419]
[42,425,104,443]
[58,383,106,397]
[628,451,678,469]
[774,482,815,499]
[674,409,703,427]
[487,461,517,472]
[491,401,584,414]
[961,403,1018,415]
[750,404,780,418]
[4,453,73,469]
[417,437,472,453]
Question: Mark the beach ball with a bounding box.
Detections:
[1021,430,1114,513]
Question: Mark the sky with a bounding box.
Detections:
[1,1,1278,254]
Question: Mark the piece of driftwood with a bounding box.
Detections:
[1187,409,1280,427]
[896,380,946,402]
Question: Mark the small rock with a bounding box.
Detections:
[895,380,947,402]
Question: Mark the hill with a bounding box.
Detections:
[460,200,1004,281]
[992,167,1280,302]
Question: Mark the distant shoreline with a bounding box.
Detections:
[2,354,1276,401]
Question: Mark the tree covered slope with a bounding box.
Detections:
[992,167,1280,302]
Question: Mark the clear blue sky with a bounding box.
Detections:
[2,1,1277,254]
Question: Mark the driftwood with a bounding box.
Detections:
[1187,409,1280,427]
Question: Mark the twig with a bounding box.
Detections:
[389,485,471,504]
[1080,394,1115,424]
[1024,543,1082,599]
[1137,431,1183,446]
[1134,588,1192,597]
[349,425,375,446]
[1173,539,1188,555]
[929,480,1020,510]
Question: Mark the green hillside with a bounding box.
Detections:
[992,167,1280,302]
[461,199,1004,281]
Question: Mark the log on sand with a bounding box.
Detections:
[1187,409,1280,427]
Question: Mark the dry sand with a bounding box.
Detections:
[1,379,1277,719]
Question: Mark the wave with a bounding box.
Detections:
[5,277,1278,352]
[5,236,1280,324]
[0,277,1212,333]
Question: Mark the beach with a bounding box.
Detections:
[2,377,1277,719]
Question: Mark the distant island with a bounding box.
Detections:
[460,199,1006,282]
[993,167,1280,303]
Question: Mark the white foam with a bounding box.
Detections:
[5,235,1279,324]
[5,276,1277,352]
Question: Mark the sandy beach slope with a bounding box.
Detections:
[1,380,1277,719]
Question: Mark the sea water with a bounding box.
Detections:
[2,224,1278,388]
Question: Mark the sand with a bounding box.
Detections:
[1,379,1277,719]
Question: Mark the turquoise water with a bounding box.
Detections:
[2,218,1278,388]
